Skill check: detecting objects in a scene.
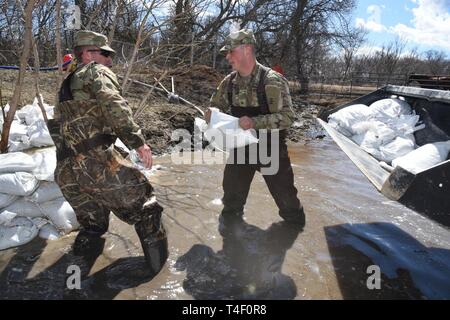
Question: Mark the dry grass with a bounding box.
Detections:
[0,70,60,107]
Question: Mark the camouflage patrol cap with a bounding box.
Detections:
[74,30,115,53]
[220,29,256,53]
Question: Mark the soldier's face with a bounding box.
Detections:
[83,46,113,68]
[225,45,246,71]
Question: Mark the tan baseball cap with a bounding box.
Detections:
[74,30,115,53]
[220,29,256,53]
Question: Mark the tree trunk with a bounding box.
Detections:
[32,40,48,124]
[16,0,48,123]
[0,0,36,153]
[108,0,123,43]
[55,0,63,87]
[122,1,155,94]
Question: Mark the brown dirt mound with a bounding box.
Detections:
[133,101,200,155]
[128,64,224,106]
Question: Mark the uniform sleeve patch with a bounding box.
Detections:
[265,84,282,113]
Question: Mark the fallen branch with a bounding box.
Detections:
[119,76,205,117]
[152,76,205,116]
[133,70,168,119]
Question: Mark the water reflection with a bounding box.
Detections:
[0,234,155,299]
[175,220,302,299]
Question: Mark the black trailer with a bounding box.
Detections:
[318,85,450,227]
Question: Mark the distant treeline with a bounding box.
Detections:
[0,0,448,93]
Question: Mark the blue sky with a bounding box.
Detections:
[352,0,450,57]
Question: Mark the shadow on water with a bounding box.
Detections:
[175,220,302,300]
[0,234,156,300]
[325,222,450,299]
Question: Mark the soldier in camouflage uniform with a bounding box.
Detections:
[48,30,168,275]
[207,29,305,230]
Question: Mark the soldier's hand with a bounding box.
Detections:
[205,109,212,123]
[239,116,254,130]
[137,144,153,169]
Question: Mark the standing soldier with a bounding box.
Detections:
[48,30,168,275]
[207,29,305,231]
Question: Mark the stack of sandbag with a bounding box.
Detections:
[328,97,423,162]
[0,150,79,250]
[1,97,55,152]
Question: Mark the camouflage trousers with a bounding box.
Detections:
[54,145,166,241]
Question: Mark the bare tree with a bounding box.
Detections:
[121,0,164,94]
[55,0,63,86]
[108,0,124,42]
[334,22,367,81]
[15,0,49,122]
[1,0,36,153]
[424,50,448,75]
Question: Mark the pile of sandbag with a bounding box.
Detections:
[0,150,79,250]
[0,97,55,152]
[328,96,450,174]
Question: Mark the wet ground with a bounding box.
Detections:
[0,138,449,299]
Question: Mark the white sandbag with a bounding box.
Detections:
[22,97,54,126]
[30,217,61,240]
[392,141,450,174]
[379,136,416,163]
[0,215,39,250]
[0,210,17,226]
[352,121,396,145]
[388,113,421,136]
[9,120,28,140]
[197,109,259,151]
[15,104,32,120]
[31,217,49,229]
[1,104,20,125]
[351,132,366,146]
[0,172,39,196]
[0,152,36,174]
[27,119,54,147]
[31,148,56,181]
[40,198,79,233]
[8,136,31,152]
[38,223,61,240]
[369,98,412,119]
[26,181,63,203]
[0,193,18,209]
[352,121,396,160]
[328,104,373,136]
[3,198,43,218]
[356,130,383,159]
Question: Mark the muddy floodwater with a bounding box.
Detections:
[0,139,449,299]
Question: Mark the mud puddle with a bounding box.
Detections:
[1,139,449,299]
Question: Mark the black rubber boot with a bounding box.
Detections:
[135,226,168,275]
[72,230,105,256]
[218,211,245,237]
[280,207,306,230]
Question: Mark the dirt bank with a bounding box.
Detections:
[0,65,347,154]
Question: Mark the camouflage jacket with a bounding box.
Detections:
[48,62,145,153]
[210,62,295,130]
